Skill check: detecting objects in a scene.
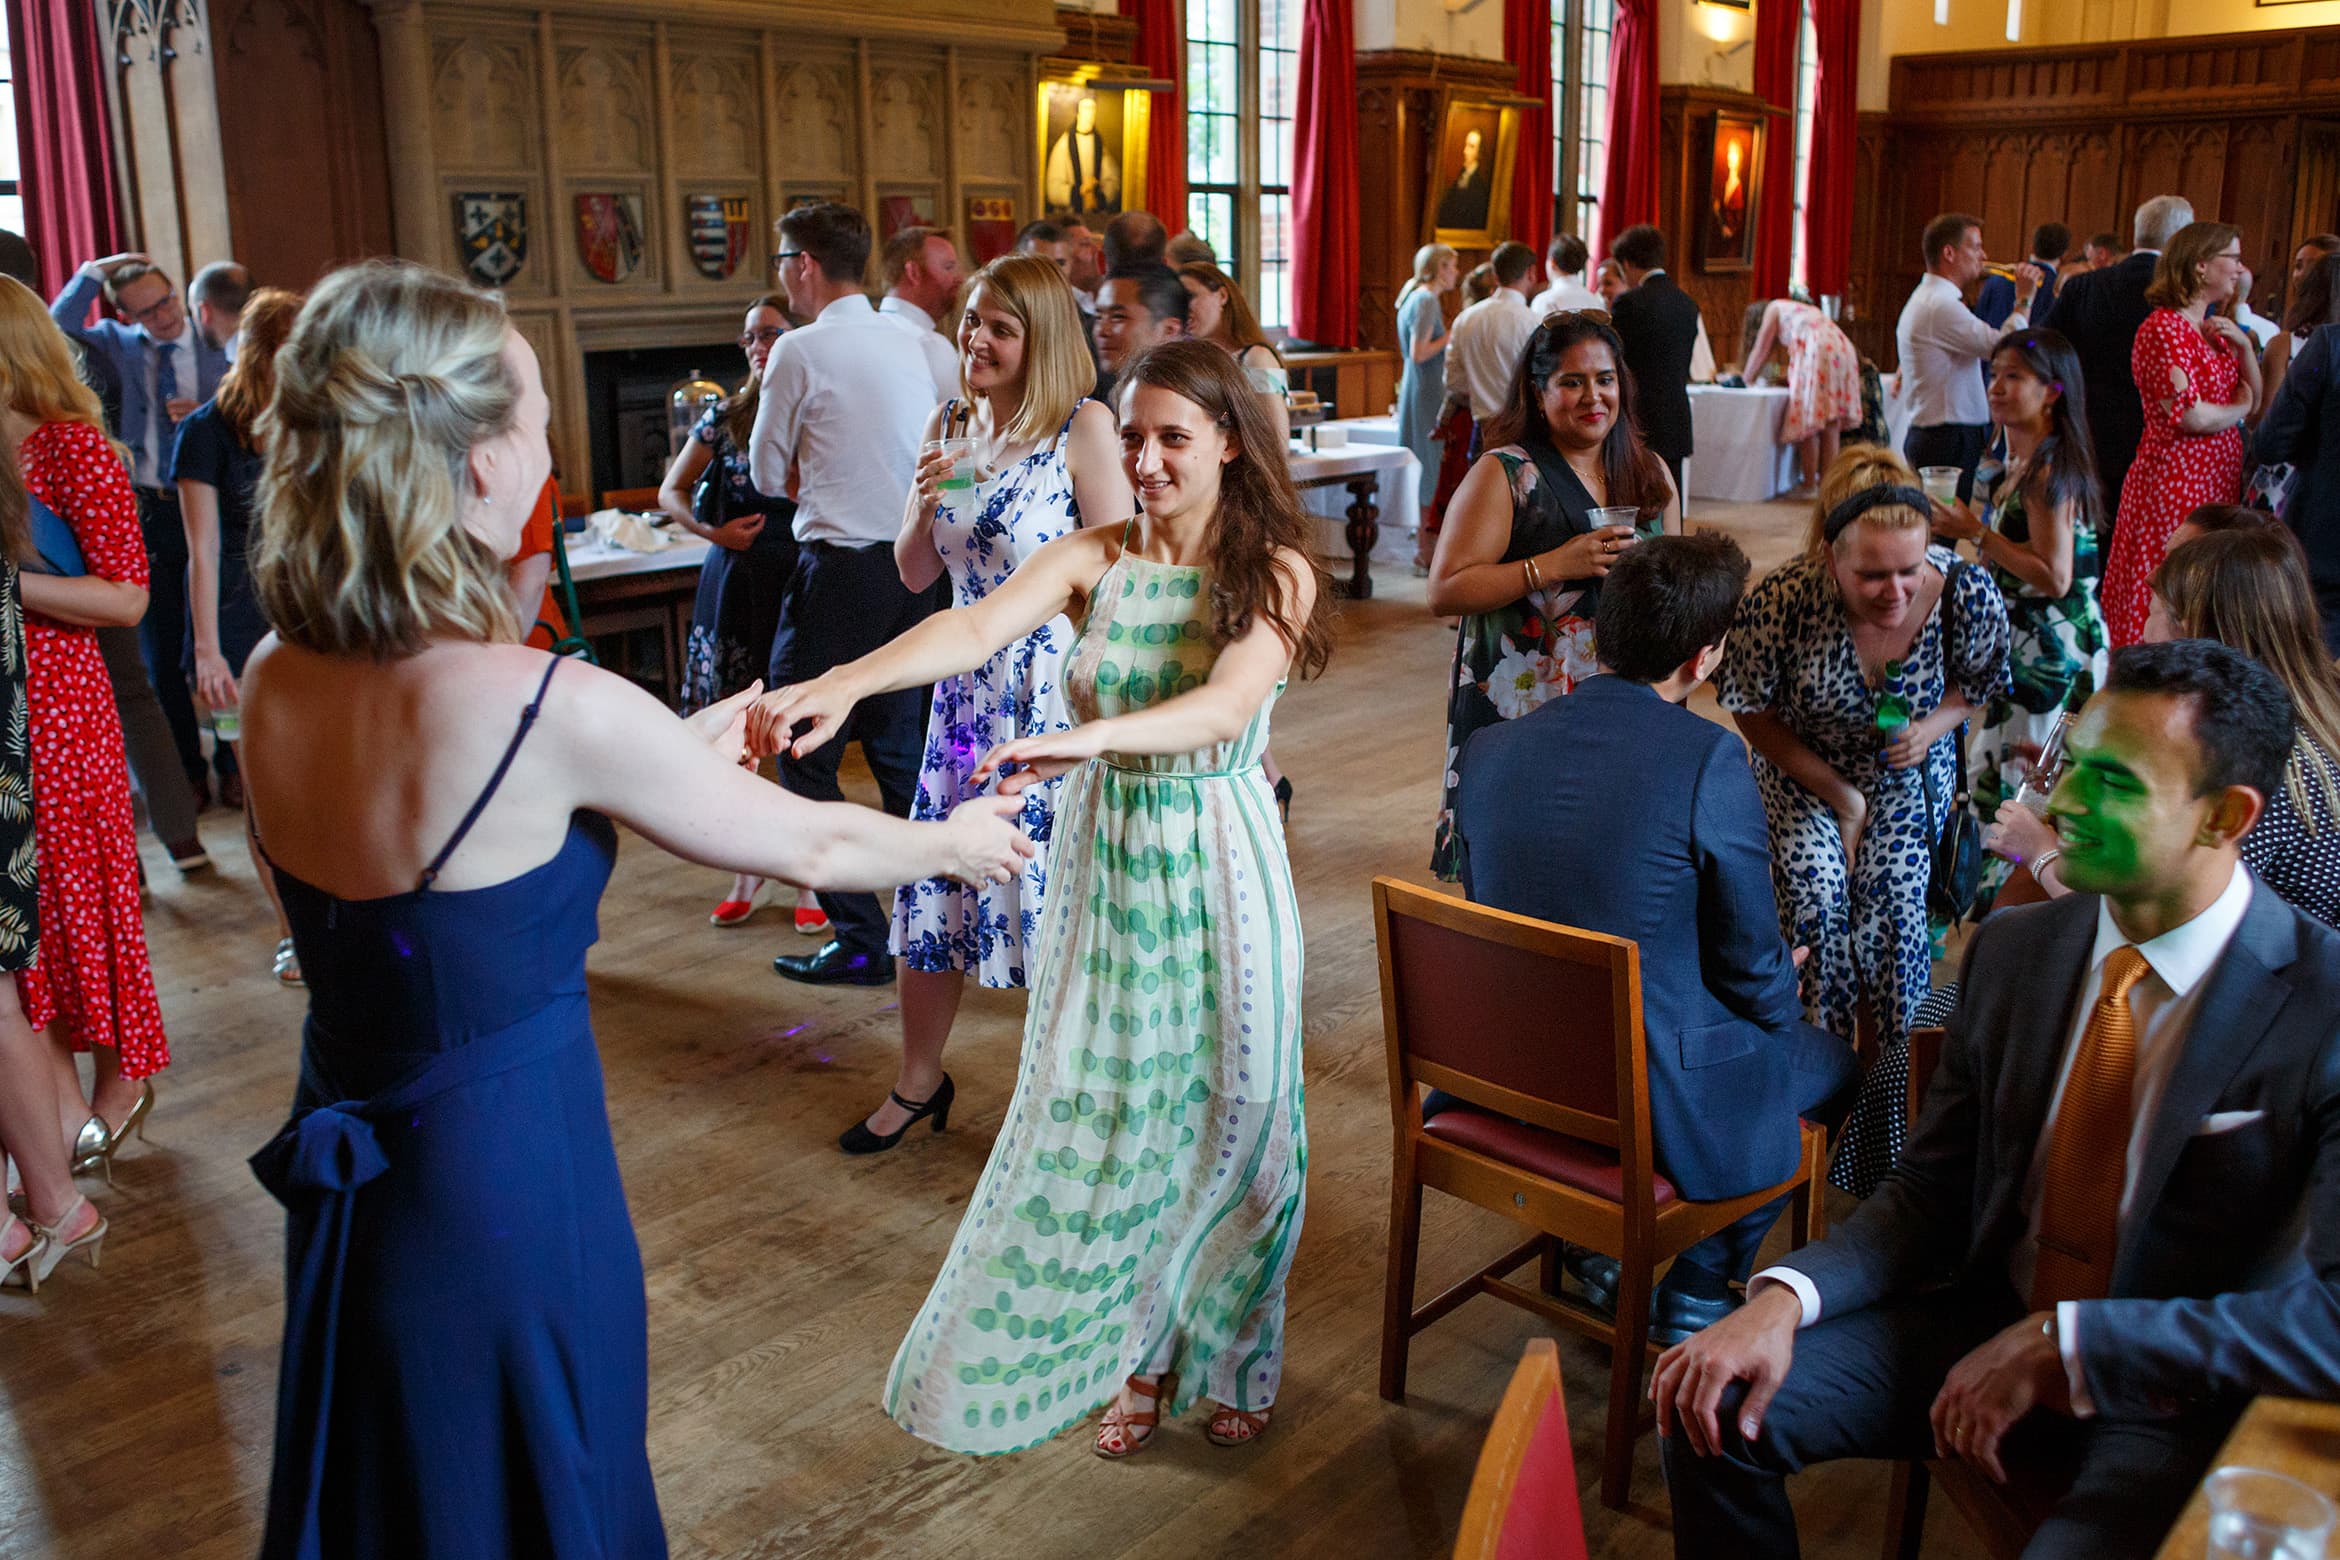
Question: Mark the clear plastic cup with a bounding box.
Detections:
[2206,1467,2336,1560]
[926,437,978,492]
[1919,465,1963,506]
[212,704,241,744]
[1589,505,1653,540]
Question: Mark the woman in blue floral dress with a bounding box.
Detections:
[845,254,1132,1153]
[1717,448,2010,1196]
[1425,312,1677,878]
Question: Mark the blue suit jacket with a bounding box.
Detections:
[1787,880,2340,1420]
[49,268,227,465]
[1453,674,1808,1202]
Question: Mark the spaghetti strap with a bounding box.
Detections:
[418,654,564,892]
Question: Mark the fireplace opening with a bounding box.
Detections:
[580,343,743,501]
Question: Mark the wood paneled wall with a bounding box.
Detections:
[212,0,396,287]
[1657,84,1779,367]
[1354,50,1515,354]
[1851,24,2340,370]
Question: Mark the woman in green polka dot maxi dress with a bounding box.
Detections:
[748,340,1334,1459]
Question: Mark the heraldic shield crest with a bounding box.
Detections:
[453,192,527,287]
[575,193,646,283]
[686,195,750,281]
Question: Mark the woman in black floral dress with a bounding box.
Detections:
[656,295,808,928]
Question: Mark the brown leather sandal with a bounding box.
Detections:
[1095,1372,1177,1459]
[1206,1403,1273,1447]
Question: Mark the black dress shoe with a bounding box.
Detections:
[773,941,895,986]
[1560,1245,1622,1318]
[1649,1285,1741,1348]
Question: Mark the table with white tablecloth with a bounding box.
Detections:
[1286,435,1419,598]
[1683,385,1799,503]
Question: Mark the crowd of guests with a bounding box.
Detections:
[8,169,2340,1560]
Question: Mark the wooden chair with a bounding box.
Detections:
[1453,1339,1589,1560]
[1877,1025,2066,1558]
[599,485,662,511]
[1373,876,1832,1510]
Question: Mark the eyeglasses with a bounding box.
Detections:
[121,294,178,324]
[771,250,804,270]
[738,327,785,348]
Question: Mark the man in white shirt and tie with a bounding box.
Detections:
[1894,212,2046,503]
[751,202,946,987]
[877,225,964,399]
[1446,241,1540,449]
[1653,641,2340,1560]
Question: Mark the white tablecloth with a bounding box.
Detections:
[564,530,711,582]
[1291,438,1420,567]
[1684,385,1798,504]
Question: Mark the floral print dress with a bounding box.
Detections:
[677,404,797,715]
[1970,465,2106,826]
[1776,302,1864,445]
[890,406,1086,986]
[1432,446,1603,879]
[1716,546,2009,1196]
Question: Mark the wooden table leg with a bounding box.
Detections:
[1340,474,1381,599]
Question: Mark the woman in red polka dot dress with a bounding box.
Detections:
[2100,221,2259,647]
[2,281,169,1163]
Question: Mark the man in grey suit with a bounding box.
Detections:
[1656,640,2340,1559]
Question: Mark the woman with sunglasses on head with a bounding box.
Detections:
[1425,309,1677,878]
[1717,447,2010,1196]
[1929,328,2108,827]
[750,339,1331,1461]
[657,293,821,933]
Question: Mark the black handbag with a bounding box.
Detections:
[1924,560,1984,925]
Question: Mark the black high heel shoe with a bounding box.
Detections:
[839,1074,955,1155]
[1273,776,1294,824]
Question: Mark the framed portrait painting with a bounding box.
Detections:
[1427,95,1521,250]
[1696,111,1764,273]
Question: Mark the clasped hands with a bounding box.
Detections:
[742,677,1106,794]
[1649,1287,2072,1483]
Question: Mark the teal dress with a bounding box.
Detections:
[885,533,1306,1453]
[1395,288,1447,495]
[1971,465,2107,821]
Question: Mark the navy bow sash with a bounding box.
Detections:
[249,1003,586,1559]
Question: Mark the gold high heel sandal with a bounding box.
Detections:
[116,1080,155,1146]
[70,1116,113,1185]
[19,1196,104,1289]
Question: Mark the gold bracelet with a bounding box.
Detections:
[1523,555,1544,595]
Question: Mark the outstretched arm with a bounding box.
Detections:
[748,524,1115,758]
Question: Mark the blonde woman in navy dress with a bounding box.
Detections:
[845,254,1132,1153]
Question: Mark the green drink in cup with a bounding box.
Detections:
[926,437,978,493]
[1874,658,1911,741]
[1919,465,1962,508]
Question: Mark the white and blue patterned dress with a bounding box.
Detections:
[889,405,1088,986]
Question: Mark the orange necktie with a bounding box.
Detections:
[2030,946,2153,1308]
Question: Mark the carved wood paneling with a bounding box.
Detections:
[1869,24,2340,367]
[558,39,654,172]
[1352,52,1510,358]
[667,45,759,179]
[772,58,854,179]
[868,64,943,181]
[954,71,1022,184]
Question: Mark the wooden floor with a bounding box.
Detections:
[0,497,1987,1560]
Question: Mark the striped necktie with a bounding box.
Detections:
[2030,945,2153,1308]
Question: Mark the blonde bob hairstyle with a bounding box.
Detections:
[1803,444,1930,565]
[0,276,112,434]
[958,253,1096,445]
[1396,243,1457,312]
[253,261,524,659]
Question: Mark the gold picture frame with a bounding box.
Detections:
[1035,63,1154,219]
[1427,94,1523,250]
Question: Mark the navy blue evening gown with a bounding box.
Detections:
[250,656,666,1558]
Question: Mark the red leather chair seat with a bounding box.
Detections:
[1422,1105,1678,1206]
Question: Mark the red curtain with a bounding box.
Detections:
[4,0,123,295]
[1120,0,1187,227]
[1805,0,1860,298]
[1291,0,1358,345]
[1600,0,1660,259]
[1506,0,1553,257]
[1750,0,1797,298]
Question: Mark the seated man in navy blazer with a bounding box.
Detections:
[1656,640,2340,1559]
[1452,533,1859,1345]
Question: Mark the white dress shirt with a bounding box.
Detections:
[879,295,962,400]
[1756,864,2255,1417]
[750,294,940,546]
[1532,278,1604,318]
[2236,301,2280,350]
[1895,271,2028,428]
[1448,288,1538,423]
